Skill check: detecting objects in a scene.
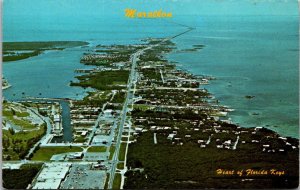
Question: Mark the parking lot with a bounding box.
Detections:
[60,164,107,189]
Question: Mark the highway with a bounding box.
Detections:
[107,27,195,189]
[107,47,140,189]
[3,25,195,190]
[87,90,117,145]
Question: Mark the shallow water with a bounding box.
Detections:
[167,15,299,138]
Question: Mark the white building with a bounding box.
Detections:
[32,163,71,189]
[167,133,176,140]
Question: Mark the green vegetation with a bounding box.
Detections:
[3,41,88,51]
[124,131,299,189]
[140,68,161,80]
[81,54,130,66]
[136,89,208,106]
[3,51,41,62]
[133,104,152,111]
[20,163,44,170]
[112,173,121,190]
[3,163,43,189]
[122,132,129,136]
[117,162,124,170]
[193,44,205,49]
[3,102,42,130]
[104,173,110,190]
[74,136,87,143]
[82,44,145,66]
[132,108,207,121]
[31,146,82,161]
[109,146,116,160]
[73,91,111,107]
[245,95,255,99]
[3,109,30,117]
[10,118,38,130]
[2,102,46,160]
[70,70,129,91]
[3,41,88,62]
[179,44,205,52]
[87,146,107,152]
[2,124,46,160]
[118,143,127,161]
[4,115,38,130]
[111,91,126,103]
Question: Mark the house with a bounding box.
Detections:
[223,140,231,145]
[104,109,113,117]
[150,126,157,131]
[135,127,143,133]
[54,114,60,122]
[81,131,88,136]
[167,134,176,140]
[255,127,263,131]
[279,137,287,141]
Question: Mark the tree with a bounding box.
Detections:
[9,128,15,135]
[6,155,11,161]
[11,108,16,115]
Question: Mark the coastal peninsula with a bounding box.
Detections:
[2,36,299,189]
[3,41,88,62]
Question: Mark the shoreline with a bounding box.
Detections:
[3,41,89,62]
[165,50,299,139]
[2,84,12,90]
[3,38,297,140]
[2,36,299,189]
[122,37,299,189]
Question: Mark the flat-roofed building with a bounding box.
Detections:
[32,163,71,189]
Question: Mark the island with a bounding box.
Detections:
[2,35,299,189]
[2,77,11,90]
[3,41,89,62]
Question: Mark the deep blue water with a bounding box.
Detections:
[3,15,299,138]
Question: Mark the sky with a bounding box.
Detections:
[3,0,299,18]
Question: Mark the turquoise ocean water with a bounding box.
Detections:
[3,15,299,138]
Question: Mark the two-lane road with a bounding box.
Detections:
[107,27,195,189]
